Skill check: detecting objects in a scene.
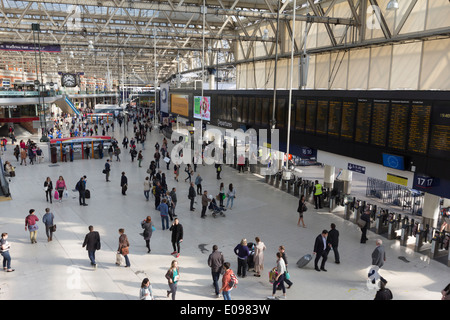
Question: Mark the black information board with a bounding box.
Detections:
[341,101,356,140]
[316,100,328,135]
[408,103,431,154]
[429,102,450,156]
[295,99,306,131]
[328,100,341,137]
[355,99,372,144]
[388,101,410,150]
[371,101,389,147]
[305,100,317,133]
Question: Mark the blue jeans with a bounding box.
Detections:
[2,251,11,269]
[222,290,231,300]
[88,250,96,265]
[211,271,221,295]
[161,215,169,230]
[226,196,234,208]
[123,254,130,267]
[144,190,149,200]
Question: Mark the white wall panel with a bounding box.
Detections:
[390,42,422,89]
[348,48,370,89]
[426,0,450,30]
[314,53,330,89]
[420,38,450,90]
[368,45,391,90]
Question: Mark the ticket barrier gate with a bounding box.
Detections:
[400,217,411,246]
[429,230,450,260]
[375,209,390,234]
[344,197,356,220]
[388,213,403,240]
[274,171,282,188]
[294,177,302,197]
[414,224,430,252]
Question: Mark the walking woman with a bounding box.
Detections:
[143,177,151,201]
[55,176,67,203]
[297,194,307,228]
[44,177,53,204]
[165,260,180,300]
[226,183,236,210]
[219,182,225,207]
[141,216,154,253]
[116,228,130,267]
[1,233,14,272]
[269,252,287,299]
[139,278,154,300]
[25,209,39,244]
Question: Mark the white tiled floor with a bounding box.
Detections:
[0,123,448,300]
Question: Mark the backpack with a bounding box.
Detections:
[229,271,238,289]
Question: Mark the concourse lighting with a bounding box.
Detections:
[386,0,399,11]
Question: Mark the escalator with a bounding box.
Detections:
[54,95,81,116]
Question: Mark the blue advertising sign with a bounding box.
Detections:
[382,153,405,170]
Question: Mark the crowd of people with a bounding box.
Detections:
[0,108,448,301]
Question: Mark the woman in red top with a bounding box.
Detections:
[25,209,39,244]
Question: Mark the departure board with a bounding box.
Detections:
[340,101,356,140]
[316,100,328,135]
[388,102,410,150]
[355,99,372,144]
[295,99,306,131]
[408,103,431,154]
[305,100,317,133]
[371,101,389,147]
[429,103,450,155]
[328,100,341,137]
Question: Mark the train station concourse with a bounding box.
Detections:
[0,0,449,305]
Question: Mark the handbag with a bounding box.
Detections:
[357,218,367,228]
[51,225,57,232]
[285,271,290,280]
[54,190,59,200]
[121,246,129,255]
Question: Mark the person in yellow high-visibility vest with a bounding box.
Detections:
[313,180,323,210]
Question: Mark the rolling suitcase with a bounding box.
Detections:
[85,189,91,199]
[297,254,312,268]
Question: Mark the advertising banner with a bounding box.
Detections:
[160,83,169,113]
[171,94,189,117]
[194,96,211,121]
[0,42,61,53]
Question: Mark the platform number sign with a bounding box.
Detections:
[414,175,434,189]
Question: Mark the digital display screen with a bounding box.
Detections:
[305,100,317,133]
[388,102,410,150]
[371,101,389,147]
[295,99,306,131]
[316,100,328,135]
[327,100,341,137]
[340,101,356,140]
[408,103,431,154]
[382,153,405,170]
[429,102,450,156]
[355,99,372,144]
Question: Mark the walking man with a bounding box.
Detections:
[104,159,111,182]
[313,230,330,272]
[372,239,387,283]
[76,176,88,206]
[121,172,128,195]
[188,182,196,211]
[208,245,225,298]
[169,218,183,258]
[313,180,323,209]
[328,223,340,264]
[82,225,101,267]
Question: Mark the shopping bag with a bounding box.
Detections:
[54,190,59,200]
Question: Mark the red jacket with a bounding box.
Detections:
[25,214,39,227]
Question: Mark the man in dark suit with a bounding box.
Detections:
[313,230,330,272]
[328,223,340,264]
[188,182,196,211]
[82,225,101,267]
[120,172,128,195]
